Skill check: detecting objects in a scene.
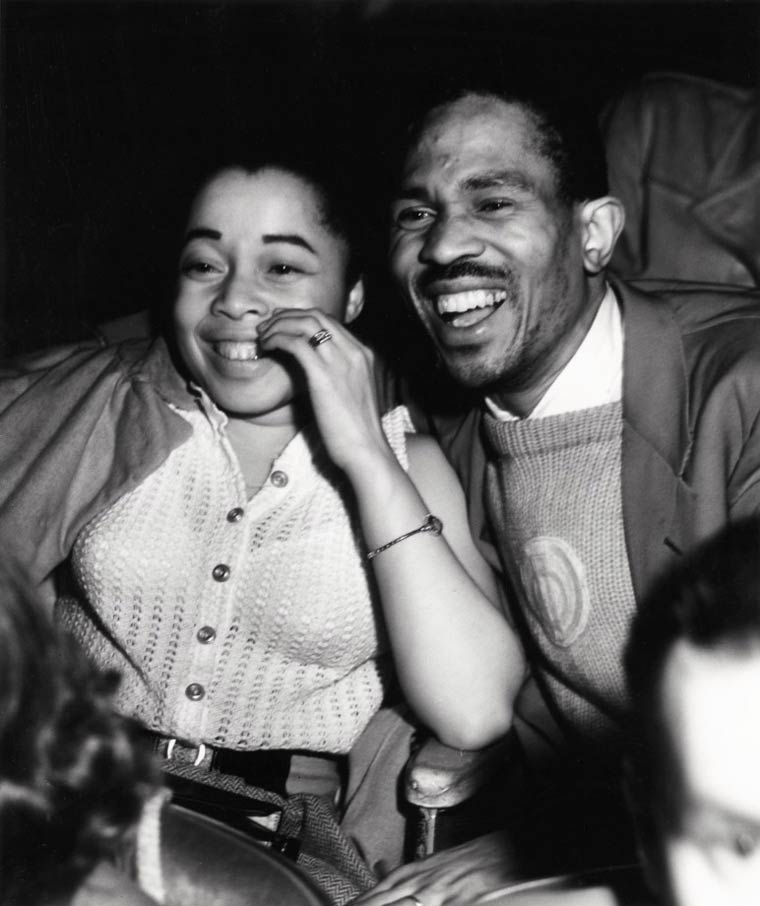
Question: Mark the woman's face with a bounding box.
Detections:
[173,166,358,426]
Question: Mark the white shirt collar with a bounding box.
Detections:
[486,284,623,421]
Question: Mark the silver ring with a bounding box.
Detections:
[308,328,333,348]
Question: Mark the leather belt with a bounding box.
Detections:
[144,732,293,793]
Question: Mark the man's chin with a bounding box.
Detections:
[438,351,508,392]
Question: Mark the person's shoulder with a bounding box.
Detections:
[636,284,760,435]
[0,336,189,419]
[623,276,759,314]
[2,335,158,380]
[618,277,760,344]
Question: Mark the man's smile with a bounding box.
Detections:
[435,289,508,328]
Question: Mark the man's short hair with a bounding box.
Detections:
[624,518,760,809]
[401,77,610,206]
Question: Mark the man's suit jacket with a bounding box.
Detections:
[431,277,760,616]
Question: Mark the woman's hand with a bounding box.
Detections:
[256,308,392,475]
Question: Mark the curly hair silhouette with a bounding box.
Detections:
[0,568,159,906]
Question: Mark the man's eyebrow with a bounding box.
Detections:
[182,227,222,247]
[263,234,317,254]
[462,170,536,194]
[393,170,537,201]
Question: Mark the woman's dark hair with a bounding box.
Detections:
[0,569,159,905]
[177,140,364,285]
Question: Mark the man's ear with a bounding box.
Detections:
[579,197,625,274]
[343,277,365,324]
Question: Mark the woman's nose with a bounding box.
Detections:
[211,272,269,319]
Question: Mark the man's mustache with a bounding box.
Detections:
[417,261,514,291]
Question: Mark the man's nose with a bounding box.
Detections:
[419,213,485,265]
[211,271,269,319]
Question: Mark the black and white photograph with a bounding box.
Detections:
[2,2,760,905]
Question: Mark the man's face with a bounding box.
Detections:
[657,641,760,906]
[389,94,593,404]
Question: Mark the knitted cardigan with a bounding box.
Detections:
[0,337,409,752]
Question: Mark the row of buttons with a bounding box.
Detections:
[186,473,289,702]
[192,505,242,694]
[214,508,244,584]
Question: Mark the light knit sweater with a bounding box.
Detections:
[484,402,636,743]
[60,399,412,754]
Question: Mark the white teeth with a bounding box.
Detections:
[214,341,259,361]
[436,290,507,315]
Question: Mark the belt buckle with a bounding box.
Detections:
[165,737,207,768]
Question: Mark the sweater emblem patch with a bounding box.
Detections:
[518,535,591,647]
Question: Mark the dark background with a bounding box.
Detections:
[3,0,760,359]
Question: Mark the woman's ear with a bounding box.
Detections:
[579,197,625,274]
[343,277,365,324]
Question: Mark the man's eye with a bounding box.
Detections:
[394,208,434,231]
[477,198,515,214]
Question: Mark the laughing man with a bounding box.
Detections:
[357,84,760,906]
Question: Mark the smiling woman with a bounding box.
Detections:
[173,167,363,438]
[0,149,524,904]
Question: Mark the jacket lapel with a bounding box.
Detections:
[615,279,696,602]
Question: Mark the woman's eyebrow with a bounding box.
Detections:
[263,233,317,254]
[182,227,222,247]
[180,228,317,256]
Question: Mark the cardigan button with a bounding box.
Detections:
[196,626,216,644]
[270,470,289,488]
[185,683,205,701]
[212,564,231,582]
[226,507,244,523]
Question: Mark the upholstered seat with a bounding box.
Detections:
[161,804,329,906]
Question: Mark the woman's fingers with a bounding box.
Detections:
[257,310,354,369]
[257,309,373,386]
[253,308,383,472]
[257,308,346,346]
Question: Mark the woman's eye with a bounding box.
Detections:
[394,207,434,231]
[181,260,219,278]
[269,263,301,277]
